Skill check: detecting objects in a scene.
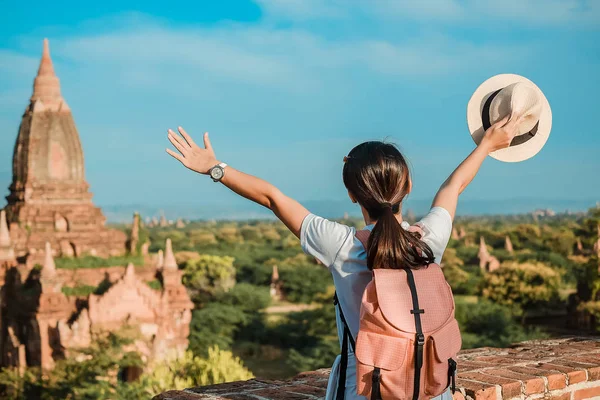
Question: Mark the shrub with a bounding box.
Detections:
[215,283,271,314]
[61,285,97,297]
[148,347,253,393]
[455,299,547,348]
[188,304,247,355]
[55,255,144,270]
[479,261,562,318]
[183,255,236,303]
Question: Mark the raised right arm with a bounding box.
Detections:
[432,115,523,220]
[166,127,309,238]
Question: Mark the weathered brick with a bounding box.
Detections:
[459,372,521,399]
[282,384,327,397]
[457,360,498,371]
[507,365,567,390]
[452,391,466,400]
[545,393,571,400]
[472,355,522,365]
[455,378,498,400]
[484,368,545,394]
[588,366,600,381]
[250,387,314,399]
[574,384,600,400]
[188,379,267,394]
[541,363,588,385]
[152,391,212,400]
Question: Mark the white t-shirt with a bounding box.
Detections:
[300,206,453,400]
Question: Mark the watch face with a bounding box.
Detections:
[210,166,224,180]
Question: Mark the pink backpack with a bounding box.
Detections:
[334,229,461,400]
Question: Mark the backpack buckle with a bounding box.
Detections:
[416,333,425,346]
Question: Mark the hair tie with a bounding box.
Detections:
[343,156,351,163]
[381,202,392,209]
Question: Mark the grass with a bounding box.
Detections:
[61,284,98,297]
[55,255,145,269]
[147,279,162,290]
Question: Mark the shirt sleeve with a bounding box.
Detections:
[300,214,353,268]
[415,206,453,264]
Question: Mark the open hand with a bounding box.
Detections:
[480,114,523,153]
[166,127,218,174]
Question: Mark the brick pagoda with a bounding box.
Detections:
[3,39,126,264]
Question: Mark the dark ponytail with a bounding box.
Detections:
[342,142,435,270]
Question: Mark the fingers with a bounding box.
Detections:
[168,129,190,151]
[166,148,184,163]
[203,132,214,153]
[168,132,188,155]
[493,115,510,129]
[178,126,197,147]
[504,113,524,131]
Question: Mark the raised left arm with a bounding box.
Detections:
[166,127,309,238]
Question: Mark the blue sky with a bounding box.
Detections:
[0,0,599,212]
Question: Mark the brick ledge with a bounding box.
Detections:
[153,338,600,400]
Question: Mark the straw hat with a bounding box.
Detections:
[467,74,552,162]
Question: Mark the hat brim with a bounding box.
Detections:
[467,73,552,163]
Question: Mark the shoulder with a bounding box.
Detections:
[414,206,453,264]
[300,214,354,268]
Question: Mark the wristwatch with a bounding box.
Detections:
[208,162,228,182]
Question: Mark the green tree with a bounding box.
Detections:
[479,261,561,319]
[455,299,546,348]
[266,254,331,303]
[0,331,150,400]
[216,283,271,314]
[148,347,253,393]
[183,255,236,302]
[188,304,247,355]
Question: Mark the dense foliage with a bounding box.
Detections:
[0,331,252,400]
[3,206,598,396]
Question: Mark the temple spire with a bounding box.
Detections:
[505,235,514,254]
[38,39,56,77]
[478,236,490,270]
[156,249,164,268]
[163,238,177,270]
[124,262,136,282]
[31,38,67,111]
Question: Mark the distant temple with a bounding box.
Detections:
[269,265,283,301]
[478,236,500,272]
[3,39,126,265]
[0,40,193,371]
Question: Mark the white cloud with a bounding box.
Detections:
[10,15,521,99]
[0,50,38,77]
[256,0,600,25]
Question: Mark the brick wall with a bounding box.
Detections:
[153,338,600,400]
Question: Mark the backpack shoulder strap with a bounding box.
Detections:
[355,229,370,250]
[334,291,355,400]
[335,229,370,400]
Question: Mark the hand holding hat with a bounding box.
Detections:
[479,113,524,153]
[467,74,552,162]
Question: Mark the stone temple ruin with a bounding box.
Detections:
[0,39,193,371]
[477,236,500,272]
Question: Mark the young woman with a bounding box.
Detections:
[166,114,521,399]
